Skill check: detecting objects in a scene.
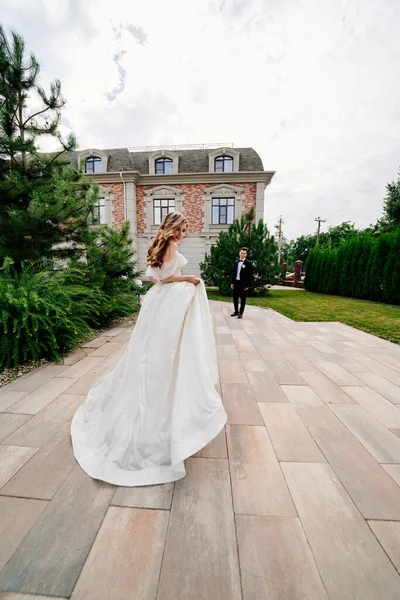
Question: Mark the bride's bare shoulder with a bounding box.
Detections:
[162,241,178,264]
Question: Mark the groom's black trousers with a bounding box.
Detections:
[233,281,247,315]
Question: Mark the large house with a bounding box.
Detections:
[68,144,275,276]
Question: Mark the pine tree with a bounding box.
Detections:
[200,208,279,294]
[0,26,96,270]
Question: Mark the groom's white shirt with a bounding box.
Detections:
[236,260,244,281]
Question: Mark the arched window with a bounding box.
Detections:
[214,155,233,173]
[85,156,102,174]
[155,157,173,175]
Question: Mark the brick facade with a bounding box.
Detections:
[100,183,125,230]
[135,182,257,233]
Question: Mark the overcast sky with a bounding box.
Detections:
[1,0,399,239]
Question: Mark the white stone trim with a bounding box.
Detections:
[208,147,239,173]
[143,185,184,233]
[202,183,244,232]
[79,149,109,174]
[90,186,113,226]
[148,150,178,175]
[256,181,266,223]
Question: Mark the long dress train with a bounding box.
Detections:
[70,252,227,486]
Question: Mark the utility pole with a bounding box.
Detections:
[314,216,326,245]
[275,215,284,263]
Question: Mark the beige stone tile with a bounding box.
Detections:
[259,403,325,462]
[157,458,241,600]
[59,356,104,379]
[316,361,365,386]
[283,462,400,599]
[249,333,273,347]
[283,334,309,347]
[71,507,169,600]
[337,355,372,373]
[230,328,249,339]
[371,351,400,372]
[257,344,282,362]
[247,370,288,403]
[87,342,122,357]
[215,325,230,334]
[65,366,111,395]
[295,404,400,519]
[348,351,400,385]
[218,360,248,384]
[330,404,400,463]
[301,346,328,361]
[383,464,400,485]
[0,446,37,489]
[281,385,324,405]
[273,336,295,352]
[281,351,320,373]
[62,348,87,365]
[0,497,47,572]
[8,378,75,415]
[0,466,115,597]
[234,337,257,352]
[0,593,66,600]
[100,348,125,369]
[1,422,76,500]
[369,521,400,575]
[194,428,227,458]
[112,482,174,510]
[345,386,400,428]
[236,515,328,600]
[102,326,126,337]
[300,371,354,404]
[112,330,133,343]
[0,391,28,412]
[355,372,400,405]
[391,428,400,439]
[5,366,67,393]
[227,425,296,516]
[308,340,342,355]
[259,327,283,340]
[216,344,239,360]
[238,351,267,372]
[0,414,31,442]
[222,383,263,425]
[3,395,84,448]
[81,336,109,348]
[215,333,233,345]
[266,360,306,385]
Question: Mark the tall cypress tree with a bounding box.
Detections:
[0,26,96,271]
[200,208,279,294]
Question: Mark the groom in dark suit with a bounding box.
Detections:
[231,247,253,319]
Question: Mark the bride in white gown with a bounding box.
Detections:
[71,212,227,486]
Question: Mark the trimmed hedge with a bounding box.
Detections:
[305,230,400,305]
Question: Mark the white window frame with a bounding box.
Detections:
[202,184,244,232]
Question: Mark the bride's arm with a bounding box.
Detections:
[161,274,200,285]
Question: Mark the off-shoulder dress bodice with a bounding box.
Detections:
[145,252,188,281]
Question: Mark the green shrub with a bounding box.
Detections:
[305,230,400,305]
[0,258,103,370]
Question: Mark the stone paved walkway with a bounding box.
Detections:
[0,301,400,599]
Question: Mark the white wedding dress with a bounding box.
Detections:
[70,250,227,486]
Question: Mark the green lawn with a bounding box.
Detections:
[207,290,400,345]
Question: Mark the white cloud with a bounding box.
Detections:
[1,0,399,238]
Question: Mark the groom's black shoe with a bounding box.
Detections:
[238,314,243,319]
[231,312,239,317]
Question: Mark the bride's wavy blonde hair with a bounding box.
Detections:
[147,211,188,268]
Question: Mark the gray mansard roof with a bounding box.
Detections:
[73,147,264,174]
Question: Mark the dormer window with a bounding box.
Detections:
[155,157,173,175]
[85,156,102,174]
[214,155,233,173]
